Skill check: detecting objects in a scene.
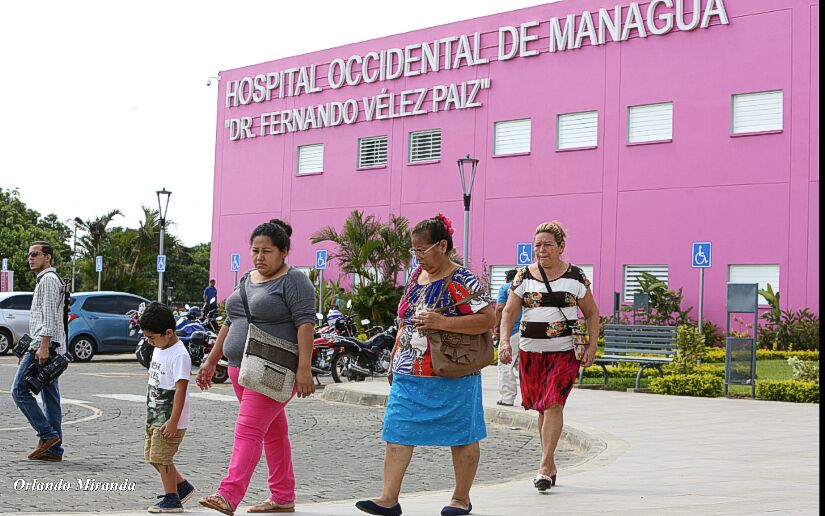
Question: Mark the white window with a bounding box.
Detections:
[732,90,783,134]
[297,144,324,175]
[409,129,441,163]
[489,266,517,298]
[557,111,598,150]
[351,267,383,287]
[728,264,780,306]
[358,136,388,168]
[293,266,313,278]
[494,119,531,155]
[623,265,668,303]
[627,102,673,143]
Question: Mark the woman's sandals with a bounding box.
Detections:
[247,500,295,513]
[533,474,557,492]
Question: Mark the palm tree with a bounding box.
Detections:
[77,209,123,257]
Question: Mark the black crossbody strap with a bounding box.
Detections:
[239,274,255,324]
[537,265,572,324]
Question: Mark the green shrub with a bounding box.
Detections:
[756,380,819,403]
[757,285,820,351]
[649,374,723,397]
[787,357,819,383]
[703,348,818,363]
[672,325,705,374]
[580,363,663,379]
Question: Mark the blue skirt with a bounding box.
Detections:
[382,373,487,446]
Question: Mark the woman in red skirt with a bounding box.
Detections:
[499,221,600,492]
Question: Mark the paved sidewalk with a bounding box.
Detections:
[11,368,819,515]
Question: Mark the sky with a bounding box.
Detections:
[0,0,552,246]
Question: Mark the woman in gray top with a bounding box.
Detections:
[196,219,316,515]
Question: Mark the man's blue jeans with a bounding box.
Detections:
[12,352,64,456]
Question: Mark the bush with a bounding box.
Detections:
[756,380,819,403]
[787,357,819,383]
[672,325,705,374]
[702,348,818,363]
[649,374,723,397]
[757,285,820,351]
[580,363,663,380]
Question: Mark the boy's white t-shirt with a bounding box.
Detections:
[146,340,191,429]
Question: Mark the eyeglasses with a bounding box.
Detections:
[409,242,439,258]
[27,251,43,258]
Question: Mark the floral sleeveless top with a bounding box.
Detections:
[392,266,491,377]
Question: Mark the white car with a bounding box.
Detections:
[0,292,33,355]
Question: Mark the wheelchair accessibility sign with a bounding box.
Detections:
[315,250,328,270]
[517,243,533,266]
[692,242,711,268]
[230,253,241,272]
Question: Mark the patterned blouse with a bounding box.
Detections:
[392,266,491,377]
[510,264,590,353]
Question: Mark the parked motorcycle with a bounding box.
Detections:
[330,325,398,383]
[311,312,360,379]
[188,330,229,384]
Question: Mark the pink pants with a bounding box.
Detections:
[217,366,295,508]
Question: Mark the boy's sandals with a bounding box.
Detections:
[199,493,235,516]
[247,500,295,513]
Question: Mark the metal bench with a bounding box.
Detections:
[578,324,678,389]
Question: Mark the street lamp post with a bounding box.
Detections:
[456,155,479,268]
[156,188,172,303]
[71,217,83,292]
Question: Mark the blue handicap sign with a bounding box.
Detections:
[692,242,712,268]
[315,250,328,270]
[230,253,241,272]
[95,256,103,272]
[516,243,533,266]
[1,258,7,271]
[157,255,166,273]
[411,256,419,268]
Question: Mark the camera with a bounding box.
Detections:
[12,334,34,358]
[23,346,72,395]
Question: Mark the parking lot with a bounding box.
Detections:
[0,353,576,512]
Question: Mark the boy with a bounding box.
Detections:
[139,302,196,513]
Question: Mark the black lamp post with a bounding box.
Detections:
[456,155,479,268]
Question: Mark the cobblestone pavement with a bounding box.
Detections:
[0,354,576,513]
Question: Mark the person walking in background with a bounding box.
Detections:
[356,214,496,516]
[499,221,599,492]
[139,302,196,513]
[12,242,66,462]
[204,279,218,315]
[197,219,316,515]
[494,268,521,406]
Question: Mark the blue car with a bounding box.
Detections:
[68,291,150,362]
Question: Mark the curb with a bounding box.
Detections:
[321,383,606,463]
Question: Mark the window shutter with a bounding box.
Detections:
[623,265,668,302]
[728,264,780,305]
[297,144,324,174]
[628,102,673,143]
[732,91,783,134]
[358,136,388,168]
[557,111,598,150]
[409,129,442,163]
[489,266,516,297]
[494,119,531,155]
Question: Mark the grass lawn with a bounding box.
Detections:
[577,360,795,395]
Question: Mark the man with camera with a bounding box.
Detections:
[11,242,66,462]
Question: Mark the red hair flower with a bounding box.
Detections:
[435,213,454,236]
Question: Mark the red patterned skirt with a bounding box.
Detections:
[519,349,580,412]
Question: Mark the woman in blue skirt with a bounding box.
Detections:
[356,214,496,516]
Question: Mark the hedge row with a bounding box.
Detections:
[703,348,819,363]
[649,374,723,397]
[756,381,820,403]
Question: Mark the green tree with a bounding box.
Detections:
[0,188,72,291]
[310,211,412,326]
